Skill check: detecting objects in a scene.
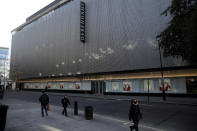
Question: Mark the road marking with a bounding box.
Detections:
[119,124,130,131]
[40,125,62,131]
[140,103,153,107]
[140,125,164,131]
[92,112,164,131]
[123,122,130,125]
[94,114,127,123]
[86,99,100,101]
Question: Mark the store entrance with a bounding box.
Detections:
[91,81,106,95]
[186,77,197,93]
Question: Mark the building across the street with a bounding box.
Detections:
[11,0,197,95]
[0,47,10,88]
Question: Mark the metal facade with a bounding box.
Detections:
[11,0,186,79]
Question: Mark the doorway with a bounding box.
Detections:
[91,81,106,95]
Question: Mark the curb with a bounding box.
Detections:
[47,93,197,106]
[19,91,197,107]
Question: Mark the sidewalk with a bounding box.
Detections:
[43,91,197,106]
[0,98,159,131]
[0,92,195,131]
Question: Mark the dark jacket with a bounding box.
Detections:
[39,93,49,106]
[129,103,142,121]
[61,98,70,107]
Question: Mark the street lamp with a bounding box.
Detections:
[158,44,166,101]
[147,79,150,103]
[4,60,5,90]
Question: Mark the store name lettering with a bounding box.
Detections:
[80,1,85,43]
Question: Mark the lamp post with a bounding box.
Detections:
[147,79,150,103]
[4,60,6,90]
[158,44,166,101]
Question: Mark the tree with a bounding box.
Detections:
[157,0,197,64]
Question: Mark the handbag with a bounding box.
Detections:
[47,104,50,111]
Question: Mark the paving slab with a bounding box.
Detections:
[0,98,163,131]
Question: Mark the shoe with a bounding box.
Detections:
[46,113,48,116]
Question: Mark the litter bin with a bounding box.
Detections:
[0,105,8,131]
[84,106,93,120]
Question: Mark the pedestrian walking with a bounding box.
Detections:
[61,95,70,116]
[45,86,48,92]
[129,99,142,131]
[39,90,49,117]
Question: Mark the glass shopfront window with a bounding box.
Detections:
[186,77,197,94]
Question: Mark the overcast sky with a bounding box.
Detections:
[0,0,54,49]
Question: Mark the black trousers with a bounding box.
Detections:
[130,120,139,131]
[62,106,67,116]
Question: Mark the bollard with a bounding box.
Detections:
[0,87,4,99]
[74,101,78,115]
[84,106,93,120]
[0,105,8,131]
[0,91,4,100]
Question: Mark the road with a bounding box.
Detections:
[4,91,197,131]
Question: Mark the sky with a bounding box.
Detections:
[0,0,54,49]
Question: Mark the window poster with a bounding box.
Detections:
[68,83,74,90]
[25,84,29,89]
[159,79,172,91]
[75,82,81,89]
[35,84,39,89]
[59,83,64,89]
[47,84,51,89]
[112,82,119,91]
[123,81,132,91]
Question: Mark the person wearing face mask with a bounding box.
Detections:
[61,95,71,116]
[129,99,142,131]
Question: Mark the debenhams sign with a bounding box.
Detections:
[80,1,85,43]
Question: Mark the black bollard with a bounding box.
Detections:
[74,101,78,115]
[0,87,4,100]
